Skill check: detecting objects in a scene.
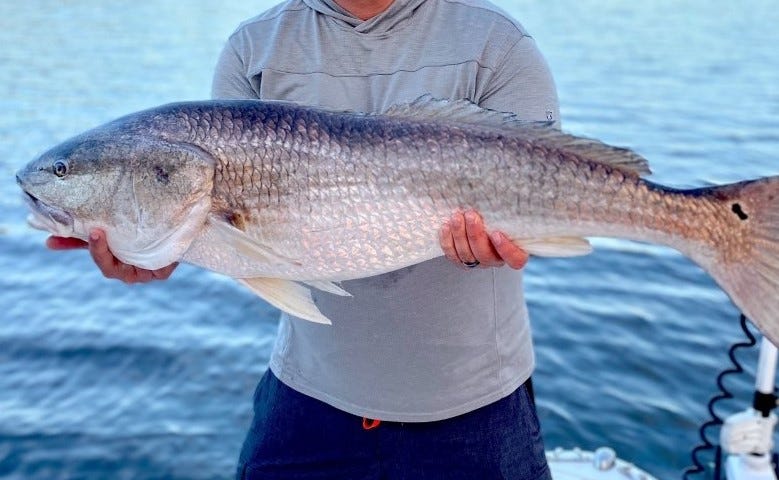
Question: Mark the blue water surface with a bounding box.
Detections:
[1,1,778,479]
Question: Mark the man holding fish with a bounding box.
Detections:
[27,0,778,479]
[45,0,554,478]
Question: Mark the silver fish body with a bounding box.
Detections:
[16,99,779,339]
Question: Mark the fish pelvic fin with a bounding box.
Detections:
[239,277,333,325]
[700,176,779,344]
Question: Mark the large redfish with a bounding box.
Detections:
[15,98,779,342]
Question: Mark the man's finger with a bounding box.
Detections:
[152,263,179,280]
[88,230,121,279]
[464,211,504,268]
[438,223,462,265]
[450,212,478,265]
[490,232,529,270]
[132,266,155,284]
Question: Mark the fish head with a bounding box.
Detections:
[17,128,215,269]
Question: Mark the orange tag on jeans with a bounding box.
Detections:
[362,417,381,430]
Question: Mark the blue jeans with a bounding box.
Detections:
[237,370,550,480]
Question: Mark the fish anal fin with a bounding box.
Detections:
[515,236,593,257]
[239,277,333,325]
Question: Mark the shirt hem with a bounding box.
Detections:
[269,358,534,422]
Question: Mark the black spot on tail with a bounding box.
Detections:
[732,203,749,221]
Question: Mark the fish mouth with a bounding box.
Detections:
[19,187,74,233]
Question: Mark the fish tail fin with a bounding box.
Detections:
[699,176,779,343]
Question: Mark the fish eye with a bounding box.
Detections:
[53,160,69,177]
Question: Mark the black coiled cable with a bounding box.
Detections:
[682,314,757,480]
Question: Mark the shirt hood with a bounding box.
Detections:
[303,0,427,34]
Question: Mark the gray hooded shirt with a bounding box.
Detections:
[212,0,559,422]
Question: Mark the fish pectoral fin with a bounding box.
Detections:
[239,277,333,325]
[303,281,352,297]
[515,236,593,257]
[210,218,299,265]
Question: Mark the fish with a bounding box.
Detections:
[15,97,779,343]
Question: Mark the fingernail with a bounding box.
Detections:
[490,232,503,246]
[89,230,100,241]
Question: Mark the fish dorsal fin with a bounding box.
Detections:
[519,126,652,177]
[383,96,651,177]
[382,95,542,128]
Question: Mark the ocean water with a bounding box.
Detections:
[1,1,778,479]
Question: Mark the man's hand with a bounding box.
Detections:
[439,210,528,270]
[46,230,178,284]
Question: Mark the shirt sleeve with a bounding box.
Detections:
[478,35,561,128]
[210,37,259,100]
